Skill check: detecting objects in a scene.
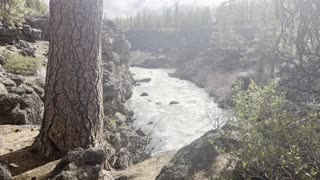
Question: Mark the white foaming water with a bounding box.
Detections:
[126,67,226,153]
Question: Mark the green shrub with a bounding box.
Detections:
[5,53,42,75]
[233,81,320,179]
[0,0,48,25]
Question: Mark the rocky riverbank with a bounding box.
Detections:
[130,47,253,109]
[0,19,148,178]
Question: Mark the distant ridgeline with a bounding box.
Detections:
[113,4,214,31]
[112,1,272,52]
[112,4,214,52]
[125,28,212,52]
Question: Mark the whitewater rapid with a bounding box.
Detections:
[126,67,226,153]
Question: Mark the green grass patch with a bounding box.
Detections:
[5,53,42,76]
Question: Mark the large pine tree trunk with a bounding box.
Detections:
[31,0,104,158]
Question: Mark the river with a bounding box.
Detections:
[126,67,226,154]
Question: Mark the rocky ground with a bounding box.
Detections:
[0,125,175,180]
[0,19,152,179]
[0,124,242,180]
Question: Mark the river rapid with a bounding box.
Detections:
[126,67,226,154]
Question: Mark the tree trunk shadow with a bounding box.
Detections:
[0,147,55,176]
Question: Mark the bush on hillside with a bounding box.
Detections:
[0,0,47,25]
[5,53,42,75]
[233,81,320,179]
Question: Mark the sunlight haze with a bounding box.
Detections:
[105,0,226,17]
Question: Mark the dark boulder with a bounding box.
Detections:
[0,74,44,125]
[169,101,179,105]
[156,129,240,180]
[25,17,49,39]
[0,93,21,113]
[48,148,107,180]
[22,25,42,42]
[140,92,149,97]
[136,129,146,137]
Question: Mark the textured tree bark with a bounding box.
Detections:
[31,0,104,158]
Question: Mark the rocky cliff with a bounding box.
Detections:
[0,21,44,44]
[0,19,134,125]
[101,21,148,170]
[102,20,133,116]
[0,19,146,171]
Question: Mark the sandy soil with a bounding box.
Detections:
[0,125,57,178]
[0,125,39,156]
[111,151,176,180]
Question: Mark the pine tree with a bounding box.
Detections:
[31,0,104,158]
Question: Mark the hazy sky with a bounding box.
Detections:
[43,0,225,18]
[104,0,226,18]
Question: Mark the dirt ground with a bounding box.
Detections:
[0,125,175,180]
[0,125,57,179]
[111,151,176,180]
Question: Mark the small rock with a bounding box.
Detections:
[169,101,179,105]
[7,74,25,86]
[10,87,26,95]
[22,25,32,36]
[0,65,5,73]
[148,121,153,125]
[16,40,31,49]
[1,78,16,87]
[6,46,16,52]
[14,129,20,132]
[20,47,35,57]
[135,78,151,83]
[128,111,134,117]
[32,85,44,100]
[136,128,146,137]
[0,54,6,66]
[140,92,149,97]
[9,163,19,168]
[0,82,8,95]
